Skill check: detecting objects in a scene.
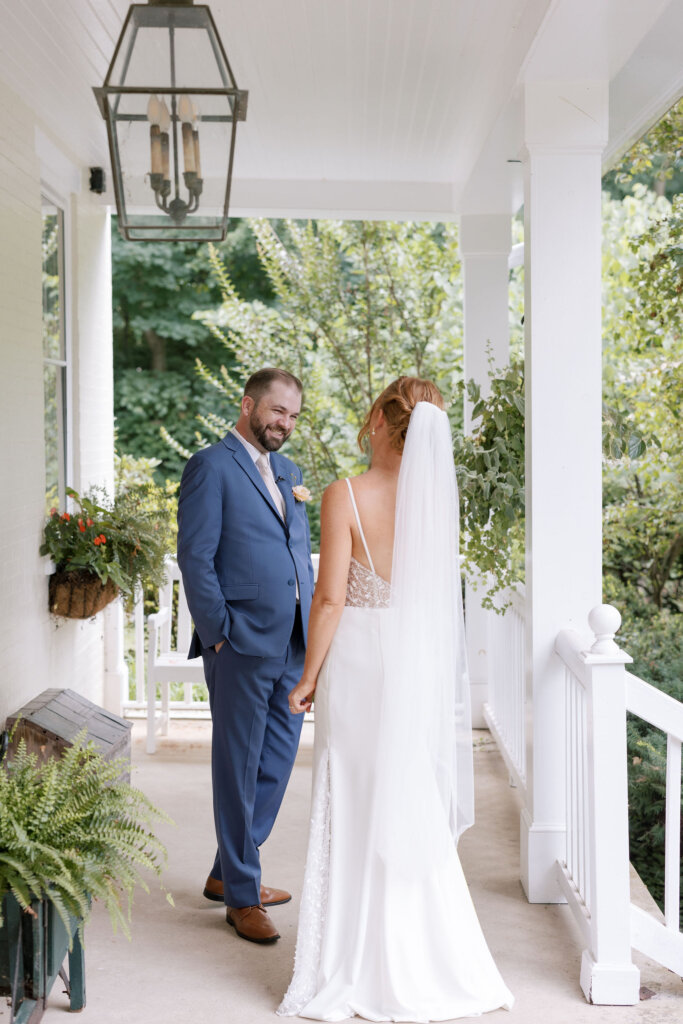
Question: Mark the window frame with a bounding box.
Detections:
[41,183,73,510]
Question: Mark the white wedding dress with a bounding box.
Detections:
[280,405,513,1021]
[278,472,513,1022]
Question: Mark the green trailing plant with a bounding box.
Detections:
[40,485,174,610]
[454,358,525,608]
[0,732,172,941]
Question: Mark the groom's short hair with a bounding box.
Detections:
[244,368,303,405]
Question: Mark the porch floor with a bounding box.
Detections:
[41,722,683,1024]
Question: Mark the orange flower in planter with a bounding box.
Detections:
[40,484,172,616]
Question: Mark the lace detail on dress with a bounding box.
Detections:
[277,748,331,1016]
[345,557,391,609]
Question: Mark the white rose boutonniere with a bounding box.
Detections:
[292,485,312,503]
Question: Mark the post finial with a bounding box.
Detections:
[588,604,622,655]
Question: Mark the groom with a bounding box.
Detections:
[177,368,313,944]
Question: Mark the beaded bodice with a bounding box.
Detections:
[343,478,391,609]
[345,556,391,609]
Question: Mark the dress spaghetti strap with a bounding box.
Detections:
[345,478,376,574]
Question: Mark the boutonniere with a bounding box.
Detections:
[292,485,312,503]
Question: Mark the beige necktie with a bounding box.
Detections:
[256,453,286,520]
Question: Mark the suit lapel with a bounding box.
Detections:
[222,433,287,528]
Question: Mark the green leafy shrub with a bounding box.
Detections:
[0,734,172,939]
[606,582,683,916]
[454,359,525,607]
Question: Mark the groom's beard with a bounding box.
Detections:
[249,410,293,452]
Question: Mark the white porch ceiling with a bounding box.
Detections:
[1,0,682,220]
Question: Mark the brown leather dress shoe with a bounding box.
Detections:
[203,875,291,906]
[259,884,292,906]
[225,904,279,944]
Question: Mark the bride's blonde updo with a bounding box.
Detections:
[357,376,445,454]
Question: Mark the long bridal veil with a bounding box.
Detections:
[373,401,474,875]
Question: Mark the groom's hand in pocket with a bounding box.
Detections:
[214,640,225,653]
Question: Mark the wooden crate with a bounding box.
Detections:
[6,688,132,775]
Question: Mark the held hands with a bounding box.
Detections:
[288,678,316,715]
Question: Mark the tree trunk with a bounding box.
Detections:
[145,329,167,372]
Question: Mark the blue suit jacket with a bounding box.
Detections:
[177,432,314,659]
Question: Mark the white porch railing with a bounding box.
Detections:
[483,585,527,794]
[555,605,683,1004]
[626,670,683,976]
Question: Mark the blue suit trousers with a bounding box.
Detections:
[202,608,305,907]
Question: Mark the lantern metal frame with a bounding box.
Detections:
[93,0,248,242]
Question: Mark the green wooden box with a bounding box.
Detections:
[0,893,85,1022]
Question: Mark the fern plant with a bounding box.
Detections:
[0,732,172,941]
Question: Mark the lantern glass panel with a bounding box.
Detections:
[106,91,236,240]
[107,5,235,90]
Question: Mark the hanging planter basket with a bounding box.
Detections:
[49,570,118,619]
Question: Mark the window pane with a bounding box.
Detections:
[42,198,67,510]
[42,205,64,361]
[44,362,66,511]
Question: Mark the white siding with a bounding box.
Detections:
[0,75,114,727]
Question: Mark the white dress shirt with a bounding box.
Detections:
[230,429,299,597]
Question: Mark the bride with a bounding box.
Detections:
[279,377,513,1022]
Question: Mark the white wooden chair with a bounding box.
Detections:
[145,554,320,753]
[146,556,205,753]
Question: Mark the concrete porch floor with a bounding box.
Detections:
[34,721,683,1024]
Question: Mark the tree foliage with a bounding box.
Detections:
[599,98,683,917]
[454,359,525,605]
[166,220,464,537]
[603,97,683,200]
[112,219,273,478]
[602,189,683,614]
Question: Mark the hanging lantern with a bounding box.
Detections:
[93,0,248,241]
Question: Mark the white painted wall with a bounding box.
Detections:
[0,75,114,727]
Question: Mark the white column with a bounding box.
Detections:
[72,193,115,494]
[72,191,123,711]
[460,215,511,726]
[522,81,607,902]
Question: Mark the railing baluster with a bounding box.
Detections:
[483,585,527,795]
[665,734,681,931]
[581,685,590,912]
[134,585,145,703]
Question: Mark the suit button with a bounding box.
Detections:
[287,579,295,586]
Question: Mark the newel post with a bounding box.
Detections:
[579,604,640,1005]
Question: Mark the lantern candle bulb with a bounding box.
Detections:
[179,94,196,175]
[159,99,171,181]
[147,94,162,176]
[192,101,202,179]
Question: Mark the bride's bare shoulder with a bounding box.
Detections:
[321,478,352,511]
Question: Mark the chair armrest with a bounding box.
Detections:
[147,606,171,655]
